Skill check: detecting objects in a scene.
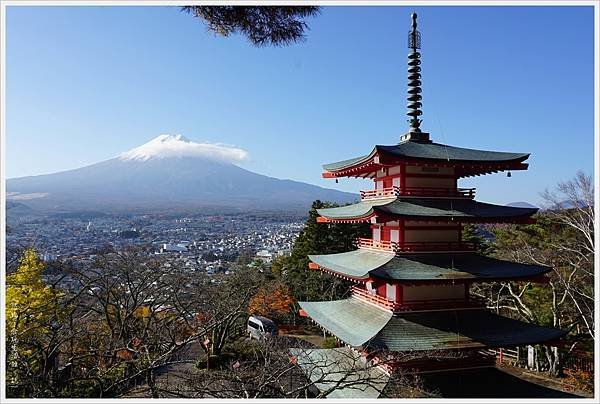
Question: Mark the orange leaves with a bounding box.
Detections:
[248,282,295,317]
[194,311,213,326]
[116,349,133,361]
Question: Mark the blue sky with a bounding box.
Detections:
[5,5,595,205]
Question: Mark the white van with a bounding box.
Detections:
[247,315,278,340]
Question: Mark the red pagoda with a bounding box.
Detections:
[294,13,565,395]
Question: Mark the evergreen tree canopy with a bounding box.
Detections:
[182,6,320,47]
[276,200,369,302]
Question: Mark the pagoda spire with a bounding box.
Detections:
[407,12,423,134]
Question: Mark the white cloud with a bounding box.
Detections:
[119,134,249,164]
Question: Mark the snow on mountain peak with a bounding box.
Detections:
[119,134,249,163]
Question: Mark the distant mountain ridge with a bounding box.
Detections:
[6,135,357,213]
[505,201,538,209]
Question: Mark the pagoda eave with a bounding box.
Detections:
[309,249,552,283]
[322,160,528,180]
[318,214,536,225]
[375,274,551,285]
[312,265,552,285]
[317,197,539,224]
[322,145,530,179]
[299,299,567,352]
[308,262,369,283]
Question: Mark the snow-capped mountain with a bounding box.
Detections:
[118,134,249,163]
[6,135,356,213]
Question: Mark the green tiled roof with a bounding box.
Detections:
[289,347,389,399]
[309,250,551,281]
[377,142,529,163]
[308,249,395,279]
[322,140,529,172]
[300,299,566,352]
[317,197,538,221]
[298,299,392,346]
[370,310,566,351]
[322,154,371,172]
[316,197,393,220]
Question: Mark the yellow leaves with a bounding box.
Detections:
[134,305,152,319]
[6,248,64,361]
[6,249,62,370]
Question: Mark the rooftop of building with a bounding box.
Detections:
[308,249,551,282]
[299,298,566,352]
[316,197,538,223]
[323,138,530,175]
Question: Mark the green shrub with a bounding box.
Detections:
[320,337,338,349]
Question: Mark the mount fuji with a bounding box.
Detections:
[6,135,357,213]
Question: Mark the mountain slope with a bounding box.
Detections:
[7,136,357,212]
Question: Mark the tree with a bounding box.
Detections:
[58,250,204,397]
[277,200,370,302]
[248,282,295,321]
[6,248,64,396]
[461,223,494,256]
[190,268,264,370]
[182,6,320,46]
[475,172,594,377]
[541,171,594,340]
[143,337,430,398]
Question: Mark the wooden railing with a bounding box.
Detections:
[356,238,476,253]
[351,286,399,311]
[360,186,475,200]
[402,186,476,198]
[356,238,398,252]
[487,347,594,373]
[351,286,485,312]
[360,187,401,199]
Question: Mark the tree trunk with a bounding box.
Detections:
[147,368,159,398]
[544,346,562,377]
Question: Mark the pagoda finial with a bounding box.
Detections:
[407,12,423,134]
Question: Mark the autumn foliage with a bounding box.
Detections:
[248,282,294,318]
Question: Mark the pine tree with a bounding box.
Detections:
[278,200,370,302]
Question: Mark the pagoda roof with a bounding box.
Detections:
[317,197,537,223]
[322,140,530,178]
[300,299,393,346]
[309,250,551,282]
[299,299,566,352]
[309,249,395,279]
[288,347,389,399]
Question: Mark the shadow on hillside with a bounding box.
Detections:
[419,367,582,398]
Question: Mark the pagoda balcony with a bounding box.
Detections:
[351,286,486,312]
[359,186,475,200]
[351,286,400,311]
[356,237,476,253]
